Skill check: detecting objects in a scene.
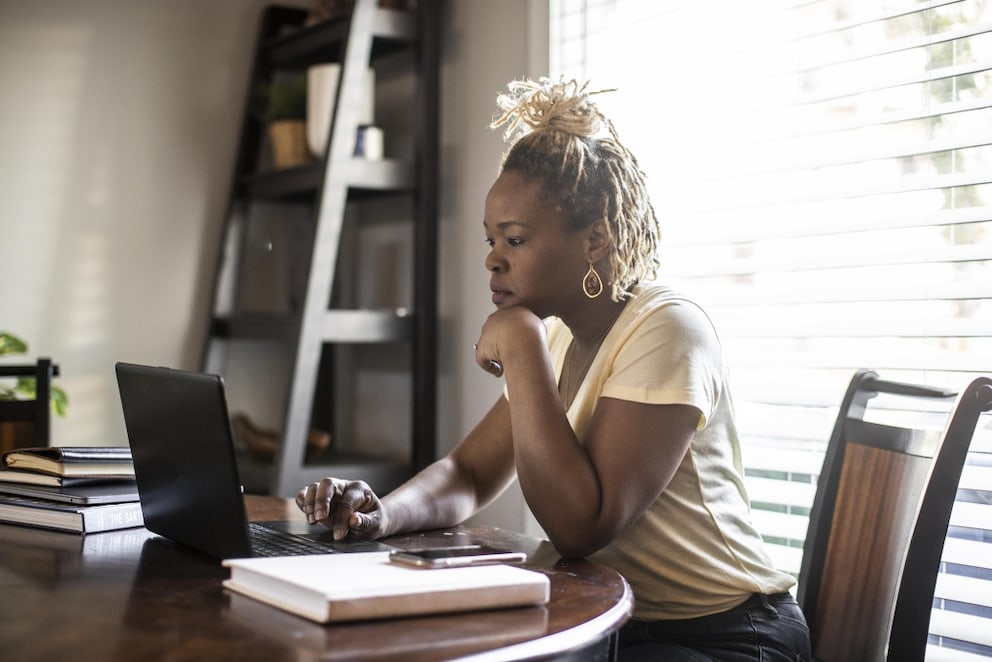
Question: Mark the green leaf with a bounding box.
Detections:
[3,376,69,417]
[0,332,67,416]
[254,75,307,122]
[15,376,36,399]
[51,386,69,417]
[0,332,28,357]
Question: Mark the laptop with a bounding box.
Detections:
[115,361,393,560]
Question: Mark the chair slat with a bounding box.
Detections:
[811,443,930,661]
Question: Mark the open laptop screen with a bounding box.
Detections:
[116,362,255,559]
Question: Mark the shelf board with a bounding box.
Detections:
[211,309,414,344]
[322,309,414,343]
[238,158,413,200]
[239,164,322,199]
[210,314,297,341]
[264,8,416,68]
[345,157,415,191]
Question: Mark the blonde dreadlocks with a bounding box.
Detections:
[490,77,661,302]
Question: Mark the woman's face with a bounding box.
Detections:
[483,170,589,319]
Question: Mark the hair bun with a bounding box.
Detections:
[491,77,612,143]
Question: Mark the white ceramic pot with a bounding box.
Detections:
[306,64,376,158]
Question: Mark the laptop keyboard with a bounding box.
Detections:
[248,522,336,557]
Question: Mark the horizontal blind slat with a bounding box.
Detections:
[935,574,992,609]
[678,171,992,211]
[924,643,991,662]
[666,208,991,247]
[949,501,992,532]
[698,95,992,153]
[796,21,992,75]
[929,610,992,649]
[745,476,817,508]
[674,281,992,305]
[941,538,992,569]
[665,247,992,278]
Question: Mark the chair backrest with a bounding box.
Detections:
[797,369,959,661]
[0,358,57,452]
[889,375,992,660]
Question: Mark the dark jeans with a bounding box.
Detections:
[617,592,811,661]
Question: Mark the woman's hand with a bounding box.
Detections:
[474,306,547,378]
[295,477,387,541]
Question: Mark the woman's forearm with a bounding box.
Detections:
[499,337,607,555]
[379,457,480,536]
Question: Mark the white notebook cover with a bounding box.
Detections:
[222,551,550,624]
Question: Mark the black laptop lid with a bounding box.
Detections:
[115,362,253,559]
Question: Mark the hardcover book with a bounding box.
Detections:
[0,492,144,534]
[0,480,139,505]
[222,551,550,624]
[1,446,134,478]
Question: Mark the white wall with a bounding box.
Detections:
[0,0,546,533]
[438,0,548,532]
[0,0,303,445]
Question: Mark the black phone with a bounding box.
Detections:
[387,545,527,568]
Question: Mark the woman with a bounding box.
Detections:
[297,78,810,660]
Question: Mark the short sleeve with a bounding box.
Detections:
[601,298,724,429]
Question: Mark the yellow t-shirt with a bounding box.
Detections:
[544,284,795,620]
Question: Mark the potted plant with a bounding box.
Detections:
[0,331,68,451]
[255,74,311,168]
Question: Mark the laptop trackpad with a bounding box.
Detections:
[259,520,394,552]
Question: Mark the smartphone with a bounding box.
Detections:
[388,545,527,569]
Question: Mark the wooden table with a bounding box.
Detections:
[0,495,632,661]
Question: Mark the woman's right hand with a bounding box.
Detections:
[295,477,387,541]
[474,305,548,378]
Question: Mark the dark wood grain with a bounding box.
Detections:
[0,496,632,661]
[811,443,930,661]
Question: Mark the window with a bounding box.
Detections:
[551,0,992,657]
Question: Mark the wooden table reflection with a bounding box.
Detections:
[0,495,632,661]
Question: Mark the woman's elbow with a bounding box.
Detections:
[546,528,612,559]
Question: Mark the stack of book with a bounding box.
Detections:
[0,446,143,534]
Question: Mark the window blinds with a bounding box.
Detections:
[551,0,992,657]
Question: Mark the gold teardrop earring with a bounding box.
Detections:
[582,262,604,299]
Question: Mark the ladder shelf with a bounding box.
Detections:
[203,0,439,497]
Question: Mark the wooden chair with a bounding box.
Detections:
[796,369,968,661]
[0,358,58,452]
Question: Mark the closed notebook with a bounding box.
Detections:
[222,551,550,624]
[2,446,134,478]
